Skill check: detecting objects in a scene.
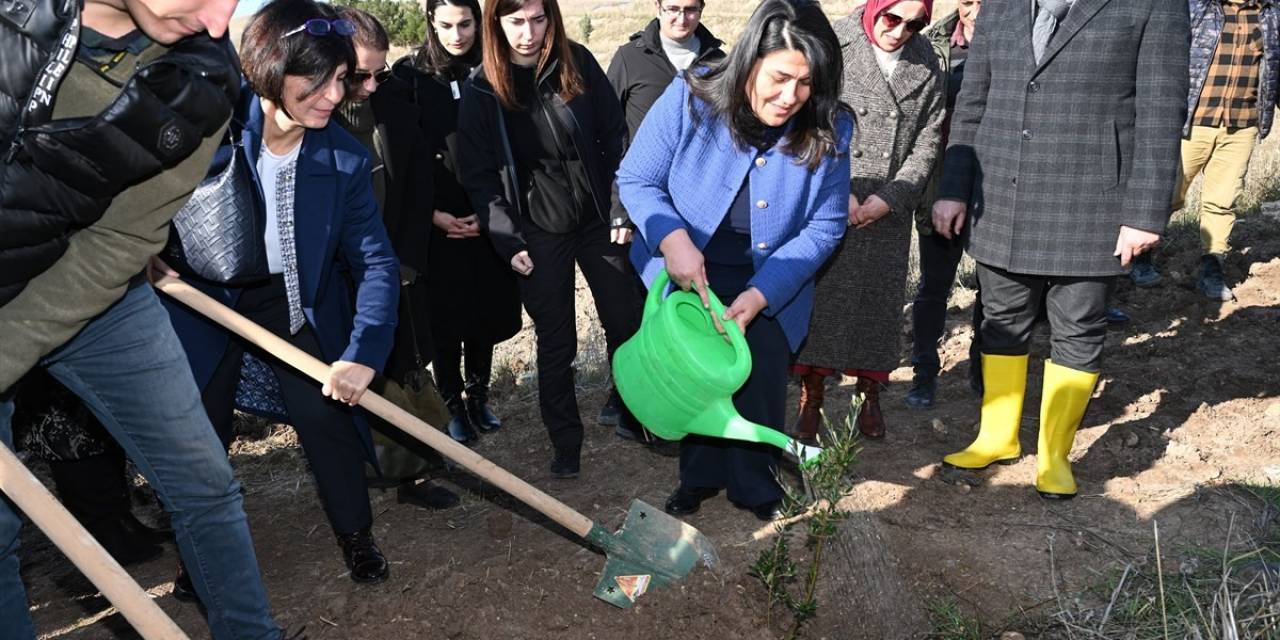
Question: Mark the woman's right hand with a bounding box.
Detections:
[510,250,534,276]
[659,228,710,309]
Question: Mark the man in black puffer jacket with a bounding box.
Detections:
[0,1,288,638]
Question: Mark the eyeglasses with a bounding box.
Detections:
[352,64,393,85]
[281,18,357,39]
[659,4,702,18]
[879,12,928,34]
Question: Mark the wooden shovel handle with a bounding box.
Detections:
[0,444,189,639]
[154,277,596,540]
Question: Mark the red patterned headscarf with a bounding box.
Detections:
[861,0,934,45]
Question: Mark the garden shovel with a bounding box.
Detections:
[155,276,718,608]
[0,444,189,639]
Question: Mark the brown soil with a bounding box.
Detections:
[20,213,1280,639]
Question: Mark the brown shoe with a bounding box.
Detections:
[856,378,886,439]
[796,373,825,444]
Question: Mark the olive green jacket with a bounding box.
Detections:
[0,41,226,392]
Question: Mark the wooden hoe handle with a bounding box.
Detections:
[0,444,189,639]
[154,276,597,539]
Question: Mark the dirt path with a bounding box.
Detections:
[18,214,1280,639]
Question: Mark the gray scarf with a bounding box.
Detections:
[1032,0,1075,63]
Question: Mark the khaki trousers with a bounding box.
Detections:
[1173,124,1259,256]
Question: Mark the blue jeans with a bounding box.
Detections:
[0,284,280,640]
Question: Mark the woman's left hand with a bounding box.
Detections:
[722,287,768,334]
[849,195,892,229]
[610,227,633,245]
[323,360,376,406]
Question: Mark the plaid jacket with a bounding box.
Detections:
[938,0,1190,277]
[1188,0,1280,138]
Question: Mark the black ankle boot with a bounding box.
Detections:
[49,452,166,565]
[444,396,479,445]
[465,394,502,432]
[464,360,502,432]
[550,446,581,479]
[337,527,389,584]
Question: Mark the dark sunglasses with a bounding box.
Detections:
[352,65,393,85]
[281,18,357,39]
[879,12,928,34]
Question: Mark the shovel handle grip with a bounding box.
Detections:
[154,277,597,540]
[0,444,189,639]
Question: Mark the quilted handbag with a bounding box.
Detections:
[163,124,269,285]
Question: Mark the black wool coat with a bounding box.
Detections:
[357,78,437,380]
[392,57,521,348]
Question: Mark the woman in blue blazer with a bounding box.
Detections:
[617,0,853,521]
[162,0,399,586]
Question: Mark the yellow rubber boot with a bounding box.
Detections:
[1035,360,1099,500]
[943,354,1029,469]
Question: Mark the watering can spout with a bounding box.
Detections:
[692,403,824,467]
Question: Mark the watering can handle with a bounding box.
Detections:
[647,268,751,363]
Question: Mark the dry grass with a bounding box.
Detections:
[1048,486,1280,640]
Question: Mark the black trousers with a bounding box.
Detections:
[678,263,788,508]
[202,276,372,536]
[434,340,494,401]
[519,217,644,453]
[976,263,1114,373]
[910,230,983,380]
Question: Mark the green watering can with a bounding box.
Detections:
[613,269,823,466]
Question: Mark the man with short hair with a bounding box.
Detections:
[1129,0,1280,300]
[601,0,724,433]
[932,0,1189,500]
[0,1,285,637]
[607,0,725,142]
[333,5,461,510]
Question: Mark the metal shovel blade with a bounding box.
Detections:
[586,499,720,608]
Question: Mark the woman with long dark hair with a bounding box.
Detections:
[163,0,399,586]
[793,0,944,442]
[618,0,852,521]
[394,0,522,445]
[457,0,644,479]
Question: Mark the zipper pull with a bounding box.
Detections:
[5,133,24,164]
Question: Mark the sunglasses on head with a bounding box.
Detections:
[879,11,928,34]
[281,18,357,39]
[352,64,393,85]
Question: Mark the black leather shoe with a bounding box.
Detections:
[904,377,936,409]
[118,511,174,546]
[597,388,622,426]
[337,528,389,584]
[749,500,784,522]
[664,486,719,516]
[466,396,502,432]
[550,447,580,479]
[88,516,164,567]
[396,480,460,510]
[173,563,199,603]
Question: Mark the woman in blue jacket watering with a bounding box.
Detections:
[617,0,853,521]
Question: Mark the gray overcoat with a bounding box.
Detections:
[796,13,945,372]
[938,0,1190,276]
